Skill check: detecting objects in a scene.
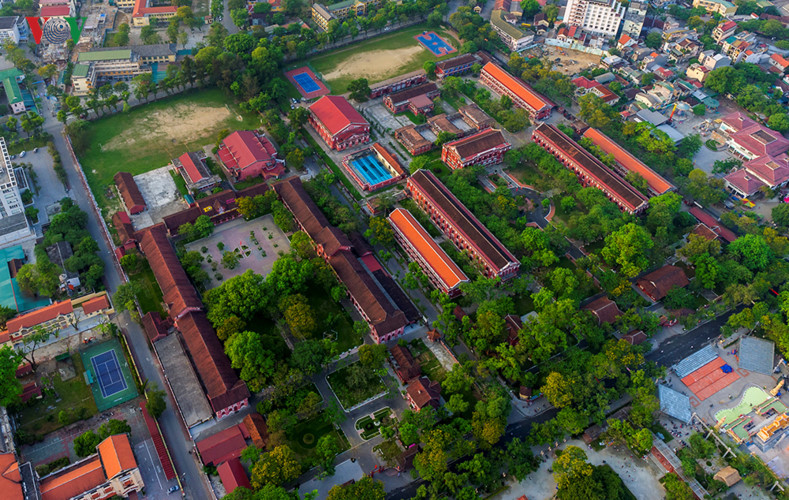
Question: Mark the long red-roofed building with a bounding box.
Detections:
[688,206,738,243]
[132,0,176,26]
[389,208,469,296]
[113,172,146,214]
[309,95,370,151]
[582,128,674,196]
[441,128,511,170]
[2,300,74,344]
[533,124,649,214]
[217,130,284,181]
[407,169,520,280]
[480,62,554,120]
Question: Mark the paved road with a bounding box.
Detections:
[38,88,211,500]
[646,309,737,368]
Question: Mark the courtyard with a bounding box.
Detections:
[185,214,291,288]
[327,361,388,411]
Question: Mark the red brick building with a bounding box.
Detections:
[436,53,478,79]
[532,124,648,214]
[369,70,427,98]
[383,82,440,115]
[480,62,554,120]
[407,169,520,280]
[309,95,370,151]
[406,377,441,411]
[441,128,511,170]
[217,131,284,181]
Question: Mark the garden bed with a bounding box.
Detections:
[327,362,386,409]
[354,407,396,440]
[286,412,350,467]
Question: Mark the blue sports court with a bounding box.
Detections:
[292,72,321,94]
[415,31,457,56]
[91,350,128,398]
[351,153,394,188]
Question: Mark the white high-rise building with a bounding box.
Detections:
[563,0,626,38]
[622,1,647,40]
[0,139,22,219]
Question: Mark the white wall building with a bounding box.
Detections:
[563,0,626,38]
[0,17,20,44]
[621,1,647,39]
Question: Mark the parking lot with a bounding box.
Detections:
[12,148,68,230]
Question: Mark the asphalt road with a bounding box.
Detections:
[39,89,211,499]
[645,309,737,368]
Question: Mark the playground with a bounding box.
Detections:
[415,31,456,56]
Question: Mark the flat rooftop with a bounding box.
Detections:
[154,333,213,427]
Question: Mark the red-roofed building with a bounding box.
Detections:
[583,128,674,196]
[618,34,635,48]
[713,20,737,41]
[114,172,146,214]
[141,312,169,343]
[40,4,72,16]
[3,301,74,345]
[39,434,144,500]
[691,223,719,241]
[636,265,689,301]
[174,151,220,191]
[217,458,250,494]
[441,129,511,170]
[0,453,23,500]
[583,296,623,324]
[406,377,441,411]
[217,131,284,181]
[770,53,789,73]
[196,425,247,466]
[132,0,176,26]
[435,53,478,79]
[408,170,520,281]
[80,294,111,316]
[720,112,789,160]
[309,95,370,151]
[341,143,407,192]
[112,211,136,250]
[571,76,598,90]
[389,208,469,296]
[383,82,439,115]
[480,62,554,120]
[533,124,648,214]
[688,206,737,243]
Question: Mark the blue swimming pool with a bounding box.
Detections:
[292,72,321,93]
[351,154,393,187]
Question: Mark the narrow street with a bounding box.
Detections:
[38,91,211,499]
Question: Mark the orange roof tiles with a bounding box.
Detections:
[481,62,550,113]
[583,128,674,195]
[0,453,23,500]
[6,301,73,335]
[97,434,137,479]
[40,457,105,500]
[81,295,110,315]
[389,208,468,291]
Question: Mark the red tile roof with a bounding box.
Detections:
[97,434,137,479]
[40,5,70,15]
[724,168,766,196]
[242,413,268,449]
[40,456,105,500]
[636,265,689,301]
[372,142,406,176]
[443,128,510,161]
[691,223,719,241]
[481,62,552,113]
[583,128,674,195]
[81,295,110,315]
[743,154,789,187]
[6,301,73,335]
[572,76,598,89]
[114,172,146,214]
[772,53,789,69]
[217,457,250,494]
[688,206,738,243]
[176,311,250,413]
[141,312,169,342]
[583,296,623,324]
[217,131,278,174]
[388,208,468,291]
[309,95,368,136]
[390,344,421,382]
[407,376,441,410]
[196,424,247,466]
[140,224,201,319]
[0,454,23,500]
[112,212,136,245]
[133,0,176,17]
[178,152,209,184]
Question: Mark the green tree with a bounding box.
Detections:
[661,472,694,500]
[446,393,469,414]
[291,340,327,375]
[250,445,302,488]
[645,31,663,49]
[773,203,789,226]
[98,419,131,438]
[280,294,317,339]
[222,250,240,269]
[601,223,654,278]
[316,434,340,471]
[146,385,167,419]
[692,103,706,116]
[74,430,102,457]
[553,445,593,489]
[728,234,773,271]
[347,78,370,101]
[225,330,276,391]
[769,113,789,133]
[327,477,385,500]
[0,346,22,406]
[423,60,436,78]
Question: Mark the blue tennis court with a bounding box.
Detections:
[91,350,128,399]
[351,153,393,187]
[293,72,320,93]
[415,31,456,56]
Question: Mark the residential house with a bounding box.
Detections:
[770,53,789,74]
[621,1,647,39]
[713,20,737,42]
[406,377,442,411]
[583,296,623,324]
[636,265,689,301]
[699,50,731,70]
[217,458,250,495]
[686,63,710,83]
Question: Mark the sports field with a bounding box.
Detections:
[306,25,459,94]
[76,89,261,204]
[80,338,138,411]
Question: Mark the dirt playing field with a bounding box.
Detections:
[524,45,602,76]
[102,104,231,153]
[321,45,425,84]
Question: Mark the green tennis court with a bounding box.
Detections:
[80,338,138,411]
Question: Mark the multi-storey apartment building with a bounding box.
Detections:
[490,10,534,51]
[621,1,646,39]
[563,0,626,38]
[692,0,736,15]
[407,169,520,280]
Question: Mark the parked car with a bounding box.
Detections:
[168,485,180,494]
[19,151,25,157]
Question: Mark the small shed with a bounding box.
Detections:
[713,466,741,487]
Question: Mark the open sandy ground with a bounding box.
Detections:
[321,46,426,83]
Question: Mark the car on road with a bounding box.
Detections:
[168,485,180,494]
[33,148,38,153]
[19,151,25,157]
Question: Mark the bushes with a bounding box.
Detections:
[35,457,70,477]
[48,141,67,187]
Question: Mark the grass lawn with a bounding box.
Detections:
[408,339,447,382]
[327,362,386,409]
[286,412,350,467]
[127,262,164,315]
[16,355,98,437]
[170,170,188,196]
[305,288,362,354]
[77,88,262,207]
[306,24,457,94]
